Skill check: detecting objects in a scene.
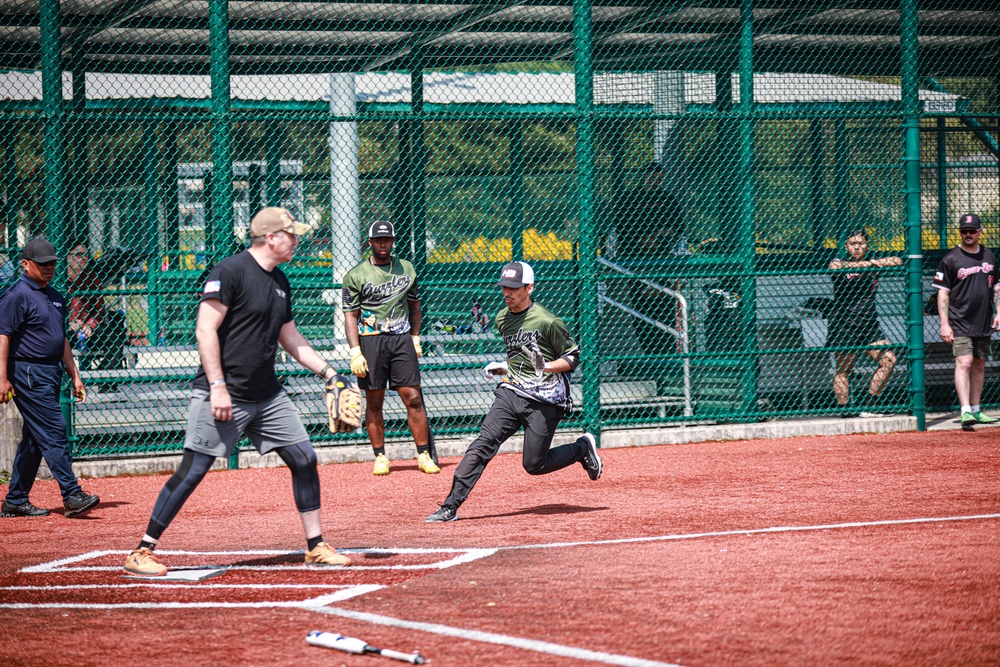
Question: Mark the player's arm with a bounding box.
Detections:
[992,283,1000,331]
[936,288,953,343]
[0,334,12,403]
[195,299,233,420]
[61,336,85,403]
[278,320,334,381]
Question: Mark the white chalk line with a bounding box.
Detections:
[311,607,684,667]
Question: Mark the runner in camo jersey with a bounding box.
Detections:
[425,261,602,523]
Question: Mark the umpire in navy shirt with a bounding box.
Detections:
[0,236,99,518]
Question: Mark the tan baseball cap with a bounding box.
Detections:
[250,207,311,237]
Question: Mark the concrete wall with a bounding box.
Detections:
[1,400,22,479]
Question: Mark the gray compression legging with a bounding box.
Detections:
[147,441,321,537]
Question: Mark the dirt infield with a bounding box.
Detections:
[2,428,999,666]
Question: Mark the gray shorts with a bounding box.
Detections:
[952,336,991,359]
[183,389,309,458]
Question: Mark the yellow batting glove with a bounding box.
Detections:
[349,345,369,378]
[411,335,423,359]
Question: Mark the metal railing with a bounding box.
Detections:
[597,256,693,417]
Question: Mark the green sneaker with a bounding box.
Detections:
[961,411,977,431]
[974,411,999,424]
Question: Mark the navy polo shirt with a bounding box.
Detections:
[0,274,68,362]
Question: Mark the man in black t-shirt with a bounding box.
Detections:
[827,230,903,416]
[122,208,353,576]
[933,213,1000,430]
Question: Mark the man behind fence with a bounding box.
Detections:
[933,213,1000,431]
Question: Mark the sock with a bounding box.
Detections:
[416,445,431,455]
[373,447,386,457]
[307,535,323,552]
[971,405,980,414]
[961,405,972,415]
[137,539,157,551]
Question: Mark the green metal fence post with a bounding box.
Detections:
[411,60,427,271]
[41,0,65,255]
[209,0,234,265]
[143,123,161,345]
[574,0,600,440]
[163,123,180,268]
[68,63,87,244]
[809,120,826,247]
[508,122,524,262]
[738,0,758,416]
[3,122,16,249]
[834,119,849,244]
[936,117,948,249]
[40,0,75,445]
[901,0,926,430]
[208,0,237,465]
[265,123,283,207]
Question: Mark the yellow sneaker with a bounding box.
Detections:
[123,547,168,576]
[304,542,351,567]
[417,451,440,474]
[373,453,390,476]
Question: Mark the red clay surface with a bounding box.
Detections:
[2,428,999,666]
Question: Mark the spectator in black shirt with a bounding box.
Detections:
[828,230,902,416]
[933,213,1000,430]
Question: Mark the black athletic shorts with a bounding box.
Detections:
[827,317,887,349]
[358,334,421,391]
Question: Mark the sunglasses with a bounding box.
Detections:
[960,229,980,235]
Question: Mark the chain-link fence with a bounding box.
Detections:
[1,2,998,459]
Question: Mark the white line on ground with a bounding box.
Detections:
[311,607,684,667]
[1,584,365,590]
[500,512,1000,551]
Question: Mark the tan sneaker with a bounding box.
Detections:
[416,451,440,474]
[373,453,390,476]
[123,547,168,576]
[304,542,351,567]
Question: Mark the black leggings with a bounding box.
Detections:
[146,442,321,538]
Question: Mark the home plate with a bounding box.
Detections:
[122,568,227,582]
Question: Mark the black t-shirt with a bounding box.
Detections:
[830,260,880,328]
[933,245,998,337]
[192,251,293,401]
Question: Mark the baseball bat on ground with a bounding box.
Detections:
[306,631,425,664]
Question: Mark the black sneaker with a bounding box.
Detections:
[579,433,602,481]
[1,500,50,517]
[425,506,457,523]
[63,490,99,517]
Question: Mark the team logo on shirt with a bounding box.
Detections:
[934,271,944,281]
[203,280,221,294]
[359,275,411,306]
[956,262,994,280]
[275,288,286,299]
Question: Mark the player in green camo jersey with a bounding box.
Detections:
[341,220,438,476]
[425,261,602,523]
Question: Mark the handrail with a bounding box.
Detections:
[597,257,692,417]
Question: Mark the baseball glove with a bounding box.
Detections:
[326,374,362,433]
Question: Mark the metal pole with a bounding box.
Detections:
[143,123,160,345]
[508,122,524,261]
[936,117,948,249]
[265,123,282,207]
[209,0,233,262]
[411,60,427,270]
[834,119,849,244]
[574,0,600,440]
[41,0,65,255]
[901,0,925,430]
[738,0,758,417]
[809,120,825,247]
[41,0,72,444]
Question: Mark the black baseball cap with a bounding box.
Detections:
[958,213,982,230]
[21,236,59,263]
[496,261,535,288]
[368,221,395,239]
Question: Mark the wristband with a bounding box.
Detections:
[210,379,227,386]
[318,363,333,379]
